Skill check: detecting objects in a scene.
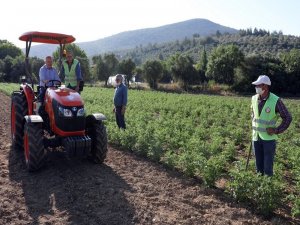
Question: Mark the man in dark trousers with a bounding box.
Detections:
[113,74,128,129]
[251,75,292,176]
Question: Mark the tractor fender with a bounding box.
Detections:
[85,113,106,127]
[91,113,107,121]
[24,115,43,123]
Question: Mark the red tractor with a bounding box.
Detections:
[11,31,108,171]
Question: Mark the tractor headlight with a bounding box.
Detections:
[59,107,73,117]
[77,108,85,117]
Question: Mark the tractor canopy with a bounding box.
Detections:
[19,31,75,44]
[19,31,76,87]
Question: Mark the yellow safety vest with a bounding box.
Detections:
[252,93,279,141]
[63,59,79,87]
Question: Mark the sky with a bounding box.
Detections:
[1,0,300,48]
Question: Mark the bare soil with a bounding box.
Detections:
[0,91,295,225]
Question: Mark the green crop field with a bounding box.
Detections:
[1,82,300,216]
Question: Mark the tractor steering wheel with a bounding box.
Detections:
[46,79,61,88]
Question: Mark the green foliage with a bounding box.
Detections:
[206,44,244,84]
[142,60,163,89]
[118,58,136,86]
[53,43,90,81]
[196,47,208,74]
[92,53,119,86]
[169,53,198,89]
[29,56,44,83]
[0,40,23,60]
[280,49,300,94]
[227,163,285,216]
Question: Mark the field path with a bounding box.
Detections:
[0,91,287,225]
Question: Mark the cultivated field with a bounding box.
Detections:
[0,83,299,224]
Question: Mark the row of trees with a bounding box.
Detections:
[93,44,300,95]
[1,38,300,95]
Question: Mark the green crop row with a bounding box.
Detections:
[1,83,300,217]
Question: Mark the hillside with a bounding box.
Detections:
[28,19,237,58]
[115,31,300,65]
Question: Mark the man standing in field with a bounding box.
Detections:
[113,74,128,129]
[251,75,292,176]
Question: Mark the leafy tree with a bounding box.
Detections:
[0,40,23,59]
[53,43,90,81]
[196,47,208,73]
[3,55,13,81]
[30,56,44,82]
[93,55,108,86]
[118,58,136,87]
[0,59,5,81]
[281,49,300,73]
[206,44,244,84]
[10,56,27,83]
[280,49,300,94]
[104,53,119,84]
[232,54,288,94]
[77,57,91,81]
[159,61,172,83]
[93,53,119,86]
[170,53,198,89]
[142,60,163,89]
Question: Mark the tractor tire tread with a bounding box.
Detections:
[24,122,45,171]
[11,92,27,151]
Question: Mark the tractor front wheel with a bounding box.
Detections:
[86,120,108,164]
[24,121,45,171]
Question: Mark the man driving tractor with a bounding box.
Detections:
[39,56,60,102]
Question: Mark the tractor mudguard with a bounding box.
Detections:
[85,114,106,131]
[24,115,43,123]
[20,84,35,115]
[91,113,107,121]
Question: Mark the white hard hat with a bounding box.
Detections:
[252,75,271,86]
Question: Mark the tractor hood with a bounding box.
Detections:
[46,87,84,107]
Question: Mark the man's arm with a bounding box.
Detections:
[122,86,128,106]
[75,63,83,91]
[121,86,128,115]
[59,66,65,82]
[274,98,292,134]
[39,67,48,86]
[75,63,83,80]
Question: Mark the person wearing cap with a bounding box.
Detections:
[251,75,292,176]
[60,50,83,92]
[113,74,128,129]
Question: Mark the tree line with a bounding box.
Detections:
[1,34,300,95]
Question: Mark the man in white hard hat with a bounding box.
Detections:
[251,75,292,176]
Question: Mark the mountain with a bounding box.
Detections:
[28,18,238,58]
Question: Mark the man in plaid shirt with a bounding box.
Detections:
[251,75,292,176]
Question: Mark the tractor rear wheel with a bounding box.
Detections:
[87,120,108,163]
[24,121,45,171]
[11,92,27,151]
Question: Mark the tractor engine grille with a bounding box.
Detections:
[52,99,86,132]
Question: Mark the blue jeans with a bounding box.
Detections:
[115,106,126,129]
[253,137,276,176]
